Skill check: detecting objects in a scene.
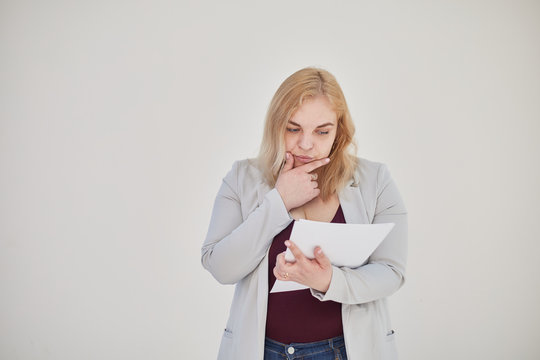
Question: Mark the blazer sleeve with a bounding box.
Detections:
[311,164,408,304]
[201,161,292,284]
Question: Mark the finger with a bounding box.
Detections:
[280,152,294,173]
[311,181,318,189]
[273,266,290,281]
[314,246,331,268]
[285,240,306,262]
[299,157,330,173]
[276,252,287,267]
[273,266,282,279]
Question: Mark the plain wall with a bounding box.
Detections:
[1,0,539,359]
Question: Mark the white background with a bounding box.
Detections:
[1,1,539,359]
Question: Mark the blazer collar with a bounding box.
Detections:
[256,170,370,224]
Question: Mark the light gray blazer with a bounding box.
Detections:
[201,157,407,360]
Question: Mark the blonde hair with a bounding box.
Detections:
[257,67,357,200]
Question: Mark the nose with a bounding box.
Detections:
[298,133,313,151]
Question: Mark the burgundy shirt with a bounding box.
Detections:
[265,205,345,343]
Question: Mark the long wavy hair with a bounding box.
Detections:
[257,67,357,200]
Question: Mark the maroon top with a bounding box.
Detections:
[265,205,345,343]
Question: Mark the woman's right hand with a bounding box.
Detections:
[275,152,330,211]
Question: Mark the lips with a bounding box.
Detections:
[294,155,314,163]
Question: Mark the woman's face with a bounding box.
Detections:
[285,96,338,168]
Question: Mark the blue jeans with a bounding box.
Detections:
[264,336,348,360]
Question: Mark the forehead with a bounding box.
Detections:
[290,96,337,126]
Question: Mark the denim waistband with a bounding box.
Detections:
[265,335,345,356]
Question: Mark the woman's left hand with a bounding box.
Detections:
[273,240,333,293]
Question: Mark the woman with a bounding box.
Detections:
[202,67,407,360]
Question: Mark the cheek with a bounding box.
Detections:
[284,135,295,151]
[320,137,336,155]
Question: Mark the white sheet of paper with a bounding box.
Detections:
[270,220,395,293]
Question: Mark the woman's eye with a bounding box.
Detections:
[287,128,300,133]
[317,130,330,135]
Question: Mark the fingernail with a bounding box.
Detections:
[284,240,290,247]
[325,158,330,163]
[286,153,290,159]
[317,248,322,254]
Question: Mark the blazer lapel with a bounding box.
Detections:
[339,182,370,224]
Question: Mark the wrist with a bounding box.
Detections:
[315,269,332,293]
[275,187,291,211]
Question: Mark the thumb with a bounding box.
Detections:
[314,247,331,268]
[281,152,294,172]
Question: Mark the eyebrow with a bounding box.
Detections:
[288,120,335,128]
